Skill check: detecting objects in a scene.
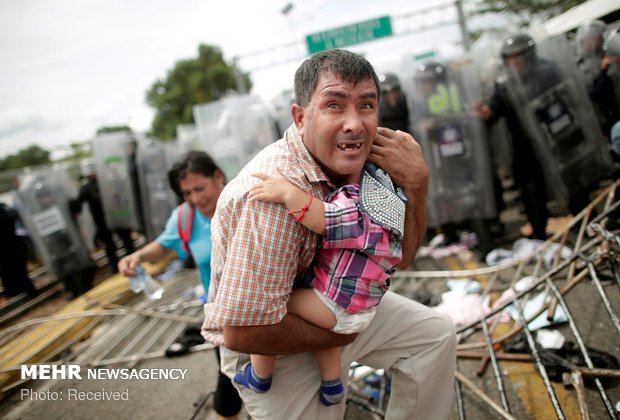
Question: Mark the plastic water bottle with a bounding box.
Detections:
[129,268,145,293]
[130,265,164,300]
[143,273,164,300]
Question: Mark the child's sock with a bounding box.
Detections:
[234,362,272,393]
[319,378,344,406]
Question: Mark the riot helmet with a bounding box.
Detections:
[576,20,606,58]
[80,158,97,177]
[414,62,447,98]
[32,179,55,207]
[500,33,537,77]
[414,61,447,83]
[378,73,401,93]
[500,33,536,61]
[33,180,48,197]
[603,28,620,58]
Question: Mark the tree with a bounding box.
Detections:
[472,0,589,27]
[96,125,132,135]
[0,145,51,171]
[51,141,93,163]
[68,142,91,160]
[145,44,252,140]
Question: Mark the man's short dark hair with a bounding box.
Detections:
[294,49,381,107]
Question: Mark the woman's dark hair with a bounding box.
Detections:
[167,151,224,199]
[294,49,380,107]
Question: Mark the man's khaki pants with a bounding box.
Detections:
[220,291,457,419]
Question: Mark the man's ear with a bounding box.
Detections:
[291,103,305,136]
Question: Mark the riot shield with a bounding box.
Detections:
[579,55,603,90]
[271,90,295,136]
[575,20,606,90]
[474,53,514,180]
[502,35,613,201]
[91,131,143,231]
[193,94,280,179]
[136,137,178,242]
[176,124,198,152]
[14,171,94,279]
[404,57,496,228]
[607,62,620,130]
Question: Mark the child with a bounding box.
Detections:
[234,163,407,406]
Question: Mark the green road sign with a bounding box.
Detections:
[414,50,437,61]
[306,16,393,55]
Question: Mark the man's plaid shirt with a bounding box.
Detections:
[202,125,332,345]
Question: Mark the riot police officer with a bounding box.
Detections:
[477,33,608,239]
[590,28,620,139]
[0,202,38,299]
[15,174,95,297]
[71,159,135,272]
[576,20,607,89]
[411,59,498,253]
[378,72,410,133]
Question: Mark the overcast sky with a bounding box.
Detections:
[0,0,489,159]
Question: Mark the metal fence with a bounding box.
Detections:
[392,180,620,419]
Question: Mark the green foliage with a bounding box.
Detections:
[146,44,252,140]
[96,125,132,135]
[0,145,51,171]
[53,142,92,163]
[468,30,485,44]
[472,0,588,27]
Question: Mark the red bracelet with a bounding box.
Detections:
[288,194,313,222]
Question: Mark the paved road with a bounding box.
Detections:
[2,349,226,420]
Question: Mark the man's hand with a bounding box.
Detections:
[368,127,429,268]
[368,127,429,198]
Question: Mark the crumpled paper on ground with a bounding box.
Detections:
[492,276,568,330]
[486,238,572,268]
[434,276,568,329]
